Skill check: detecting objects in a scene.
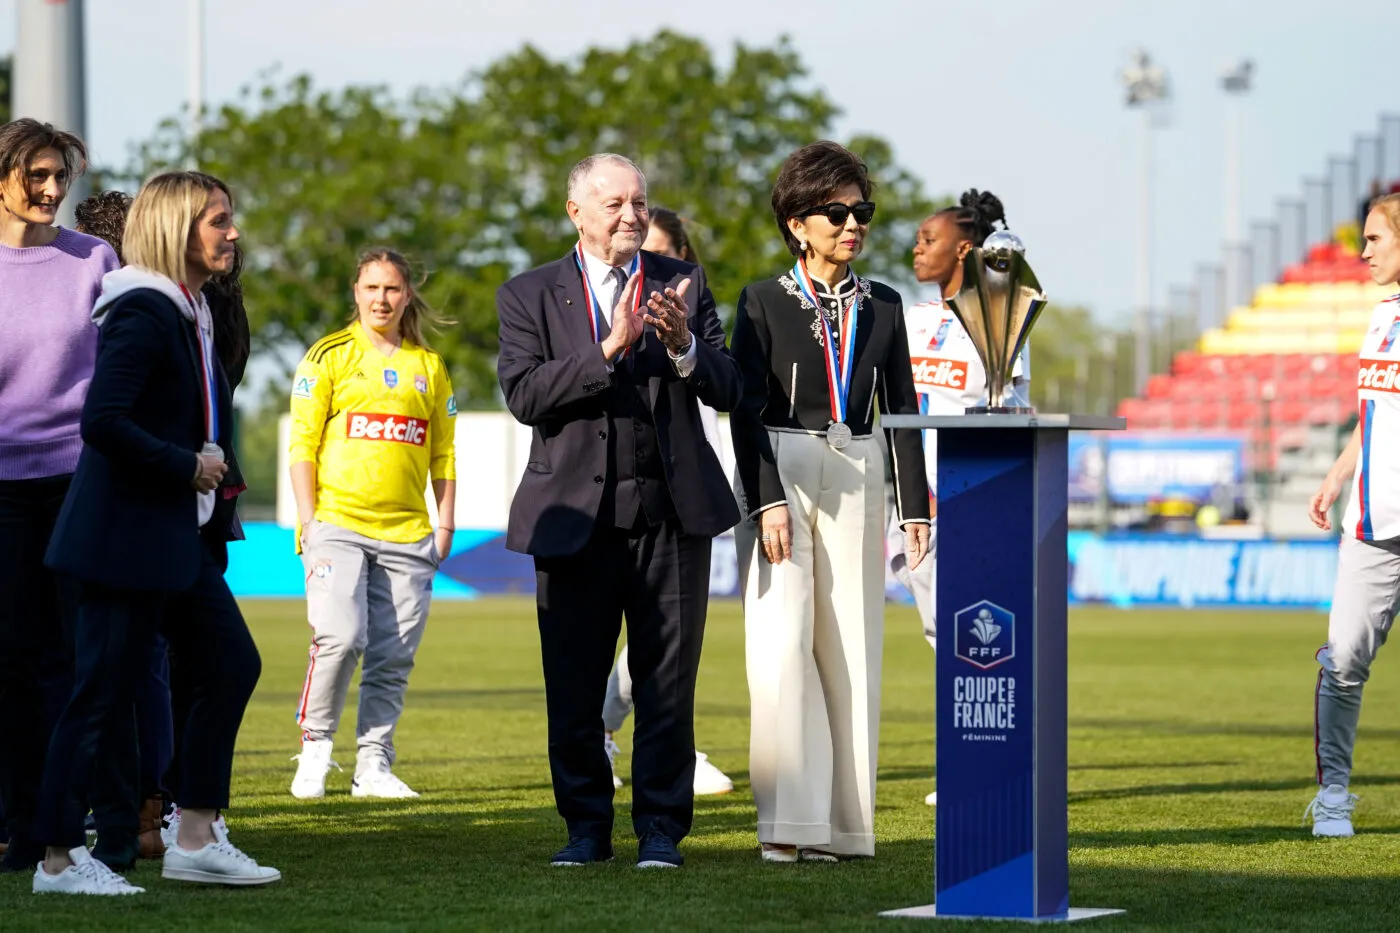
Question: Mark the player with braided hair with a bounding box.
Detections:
[887,188,1031,806]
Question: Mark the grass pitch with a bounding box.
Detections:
[4,599,1400,932]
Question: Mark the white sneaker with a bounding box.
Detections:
[290,738,341,799]
[925,790,938,806]
[1306,784,1359,837]
[352,764,420,799]
[693,751,733,796]
[33,846,144,896]
[161,808,229,849]
[162,821,280,886]
[605,734,623,789]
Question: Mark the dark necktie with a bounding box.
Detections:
[607,266,627,325]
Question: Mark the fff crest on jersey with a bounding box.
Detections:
[954,600,1015,671]
[945,230,1047,413]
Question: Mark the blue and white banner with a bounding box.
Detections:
[1068,432,1246,504]
[1066,533,1337,608]
[228,523,1338,610]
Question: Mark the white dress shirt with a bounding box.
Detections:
[579,247,698,377]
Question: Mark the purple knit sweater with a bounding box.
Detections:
[0,227,120,480]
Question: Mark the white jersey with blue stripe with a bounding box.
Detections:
[902,286,1029,495]
[1345,294,1400,541]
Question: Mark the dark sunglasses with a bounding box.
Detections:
[798,200,876,226]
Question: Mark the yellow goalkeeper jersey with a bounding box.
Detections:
[288,322,457,546]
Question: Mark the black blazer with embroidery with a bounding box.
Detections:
[729,272,928,524]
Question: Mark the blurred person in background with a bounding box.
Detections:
[34,171,276,895]
[0,119,119,875]
[730,141,929,863]
[1305,191,1400,839]
[602,207,733,798]
[287,248,457,801]
[890,189,1029,806]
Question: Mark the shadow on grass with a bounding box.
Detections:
[1073,717,1400,742]
[1070,824,1400,848]
[1069,773,1400,805]
[6,817,1400,931]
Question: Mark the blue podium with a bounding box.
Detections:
[878,414,1125,924]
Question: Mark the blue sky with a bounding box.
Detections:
[2,0,1395,328]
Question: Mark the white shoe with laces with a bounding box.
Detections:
[290,738,341,799]
[352,764,420,799]
[1306,783,1359,837]
[693,752,733,796]
[162,821,281,886]
[33,846,144,896]
[605,734,623,789]
[160,807,229,849]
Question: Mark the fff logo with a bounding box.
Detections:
[954,600,1015,671]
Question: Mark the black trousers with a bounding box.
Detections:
[88,635,174,842]
[534,519,710,843]
[34,541,260,848]
[0,476,77,857]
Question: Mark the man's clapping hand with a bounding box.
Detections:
[599,271,644,363]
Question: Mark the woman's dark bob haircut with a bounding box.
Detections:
[770,140,872,257]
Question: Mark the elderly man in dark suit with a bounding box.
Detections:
[497,153,742,870]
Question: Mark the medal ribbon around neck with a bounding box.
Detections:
[574,243,642,359]
[179,283,219,443]
[792,257,859,425]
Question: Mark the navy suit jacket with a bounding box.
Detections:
[47,287,241,592]
[496,249,743,557]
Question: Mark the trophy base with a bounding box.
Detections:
[965,406,1036,415]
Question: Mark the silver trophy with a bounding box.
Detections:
[945,230,1047,414]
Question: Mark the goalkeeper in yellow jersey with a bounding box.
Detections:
[286,248,457,800]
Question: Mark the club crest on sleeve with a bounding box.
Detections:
[292,375,316,399]
[954,600,1015,670]
[383,369,399,388]
[415,374,428,393]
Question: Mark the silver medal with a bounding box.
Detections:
[826,421,852,450]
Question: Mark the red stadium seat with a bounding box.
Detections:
[1144,373,1173,400]
[1227,401,1260,428]
[1272,400,1309,424]
[1172,351,1203,376]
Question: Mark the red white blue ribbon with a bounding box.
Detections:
[792,257,859,424]
[574,243,642,358]
[179,284,219,443]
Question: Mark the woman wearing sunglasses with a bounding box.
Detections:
[730,140,929,863]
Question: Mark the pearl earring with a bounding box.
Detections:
[799,240,808,252]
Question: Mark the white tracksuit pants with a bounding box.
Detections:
[1315,534,1400,788]
[295,520,438,776]
[887,513,936,648]
[737,431,886,857]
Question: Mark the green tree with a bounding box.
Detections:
[131,32,938,406]
[0,57,10,124]
[1024,303,1129,415]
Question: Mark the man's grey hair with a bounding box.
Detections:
[567,153,647,203]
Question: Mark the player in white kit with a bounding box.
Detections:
[1306,192,1400,837]
[886,190,1029,805]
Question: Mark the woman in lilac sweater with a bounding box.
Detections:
[0,119,119,873]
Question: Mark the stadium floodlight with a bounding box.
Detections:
[1120,49,1171,394]
[1220,59,1254,94]
[1220,59,1255,244]
[1122,49,1170,107]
